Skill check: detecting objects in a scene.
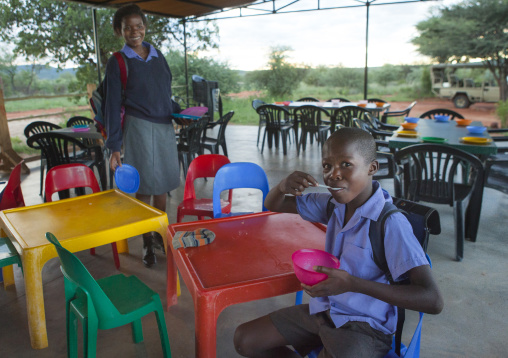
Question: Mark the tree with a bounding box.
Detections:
[412,0,508,100]
[0,52,41,96]
[166,51,240,97]
[246,46,302,97]
[0,0,219,91]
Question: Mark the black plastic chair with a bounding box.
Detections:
[484,155,508,194]
[293,105,330,153]
[358,113,398,138]
[295,97,319,102]
[330,105,370,130]
[353,118,395,181]
[483,127,508,194]
[177,117,208,178]
[363,111,400,133]
[381,101,417,124]
[202,95,224,139]
[26,132,107,192]
[252,99,266,147]
[326,97,350,103]
[24,121,62,196]
[419,108,464,120]
[66,116,94,127]
[256,104,293,155]
[66,116,99,148]
[393,143,484,261]
[201,111,234,156]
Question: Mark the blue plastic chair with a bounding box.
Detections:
[212,162,269,218]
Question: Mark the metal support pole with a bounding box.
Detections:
[92,8,102,83]
[183,19,190,105]
[363,2,370,100]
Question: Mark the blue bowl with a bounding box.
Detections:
[434,115,450,122]
[114,164,140,193]
[404,117,420,123]
[466,125,487,134]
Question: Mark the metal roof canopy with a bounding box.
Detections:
[67,0,437,99]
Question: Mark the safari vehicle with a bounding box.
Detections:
[430,62,500,108]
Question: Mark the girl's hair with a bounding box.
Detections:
[113,4,147,34]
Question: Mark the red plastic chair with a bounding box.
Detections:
[0,160,25,286]
[0,160,26,211]
[45,163,120,269]
[176,154,233,222]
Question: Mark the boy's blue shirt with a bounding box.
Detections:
[296,181,429,335]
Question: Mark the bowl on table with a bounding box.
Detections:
[401,122,418,130]
[358,103,367,108]
[466,125,487,134]
[375,102,385,108]
[455,119,473,126]
[434,115,450,122]
[404,117,420,123]
[292,249,340,286]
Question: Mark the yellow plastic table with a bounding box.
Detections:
[0,189,168,349]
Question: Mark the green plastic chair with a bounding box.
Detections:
[45,232,171,358]
[0,237,23,277]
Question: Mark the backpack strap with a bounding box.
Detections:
[369,201,405,284]
[326,196,334,222]
[112,52,128,101]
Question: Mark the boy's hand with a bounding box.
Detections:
[279,171,318,196]
[301,266,353,297]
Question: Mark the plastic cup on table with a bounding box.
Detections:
[114,164,140,194]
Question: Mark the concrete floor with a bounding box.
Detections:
[1,125,507,357]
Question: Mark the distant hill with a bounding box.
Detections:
[16,65,77,80]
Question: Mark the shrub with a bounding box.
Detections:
[496,100,508,128]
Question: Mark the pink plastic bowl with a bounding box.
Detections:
[292,249,340,286]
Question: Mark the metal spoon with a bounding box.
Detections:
[314,184,342,191]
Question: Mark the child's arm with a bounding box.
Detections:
[265,171,319,214]
[302,265,444,314]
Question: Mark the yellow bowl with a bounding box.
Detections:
[461,137,493,145]
[358,103,367,108]
[456,119,473,126]
[396,130,418,138]
[401,122,418,130]
[376,102,385,107]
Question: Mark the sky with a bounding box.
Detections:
[202,0,460,71]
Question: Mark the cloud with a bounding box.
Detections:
[205,0,459,70]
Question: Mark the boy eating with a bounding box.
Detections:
[234,127,443,358]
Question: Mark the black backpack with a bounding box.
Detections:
[326,196,441,355]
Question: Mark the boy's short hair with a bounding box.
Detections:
[324,127,377,163]
[113,4,147,33]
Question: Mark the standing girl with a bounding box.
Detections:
[105,4,180,267]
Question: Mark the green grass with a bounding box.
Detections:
[5,96,88,112]
[11,137,39,154]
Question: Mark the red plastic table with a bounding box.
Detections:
[166,211,326,358]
